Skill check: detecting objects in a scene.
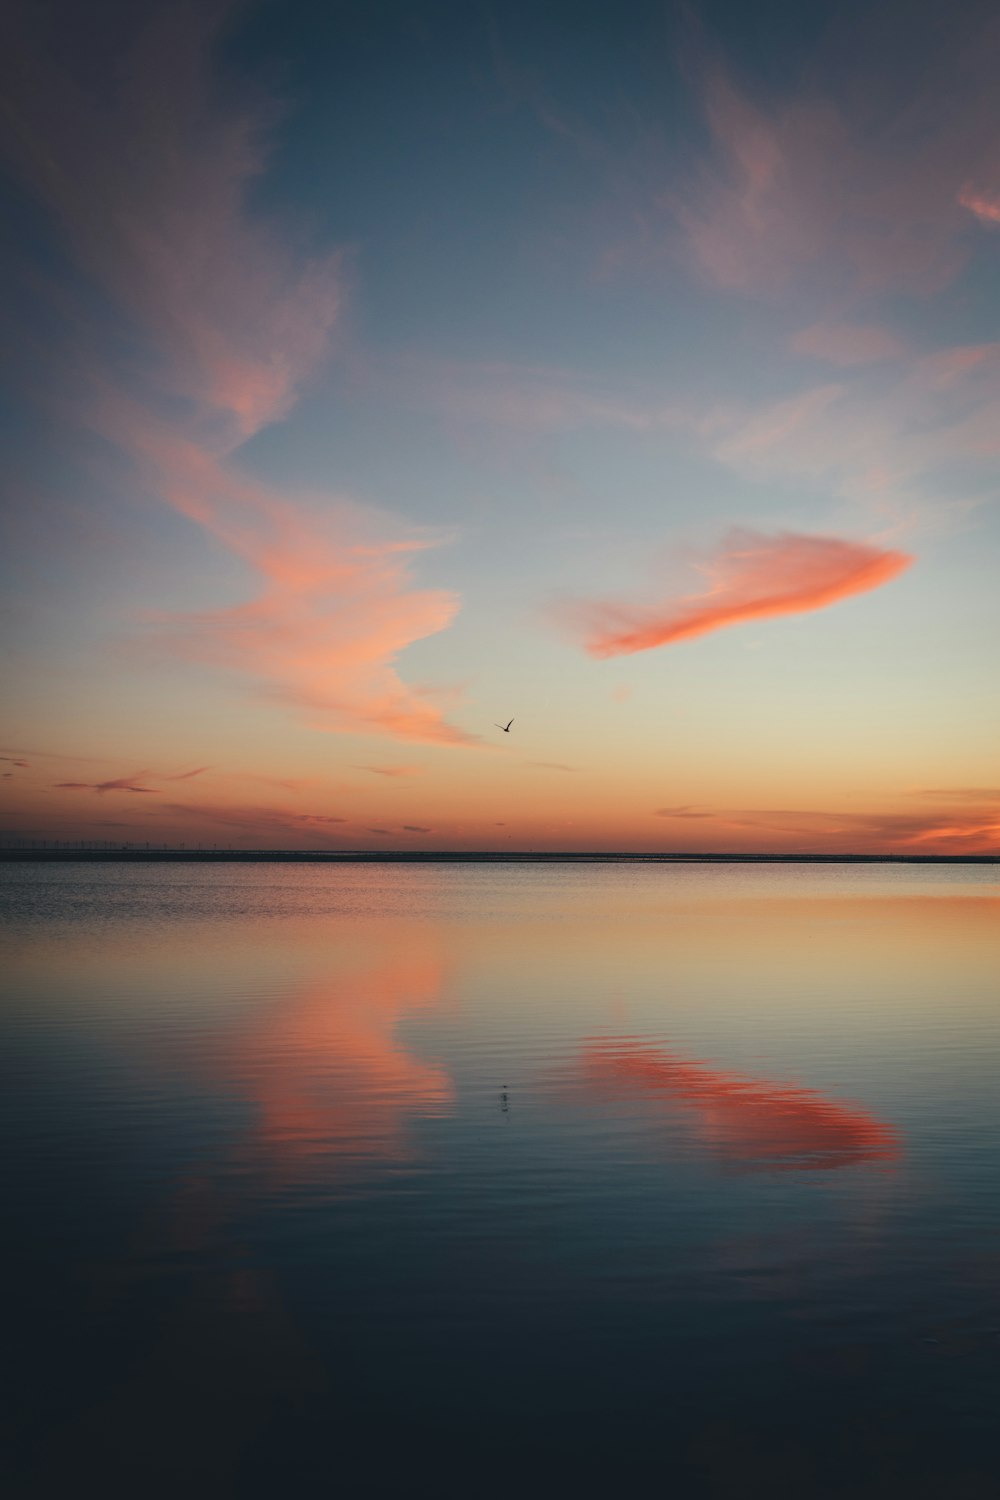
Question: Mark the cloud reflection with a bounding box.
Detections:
[572,1038,899,1172]
[221,939,453,1181]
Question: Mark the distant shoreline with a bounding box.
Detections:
[1,849,997,865]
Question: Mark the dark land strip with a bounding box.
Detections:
[1,850,997,864]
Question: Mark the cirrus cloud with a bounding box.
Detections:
[1,0,473,750]
[568,529,912,658]
[54,775,159,794]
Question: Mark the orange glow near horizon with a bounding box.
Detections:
[5,748,998,855]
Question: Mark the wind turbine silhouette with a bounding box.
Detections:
[494,718,514,733]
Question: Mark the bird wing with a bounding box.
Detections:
[506,719,514,730]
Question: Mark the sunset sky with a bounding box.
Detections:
[2,0,998,852]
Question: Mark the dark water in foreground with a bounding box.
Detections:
[2,862,999,1498]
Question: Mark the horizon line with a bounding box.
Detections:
[2,848,997,864]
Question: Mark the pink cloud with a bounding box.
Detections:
[958,185,1000,227]
[369,354,703,435]
[675,14,1000,301]
[790,322,906,367]
[710,342,1000,522]
[570,529,912,657]
[1,4,473,749]
[149,509,471,745]
[0,3,339,443]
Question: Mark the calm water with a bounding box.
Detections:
[2,862,999,1497]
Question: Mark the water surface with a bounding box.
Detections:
[3,862,999,1497]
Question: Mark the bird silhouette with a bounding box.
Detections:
[494,719,514,733]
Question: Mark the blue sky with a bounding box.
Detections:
[1,0,998,850]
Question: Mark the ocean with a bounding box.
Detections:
[2,860,999,1497]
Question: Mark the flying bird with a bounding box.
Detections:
[494,719,514,733]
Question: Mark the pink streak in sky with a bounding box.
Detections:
[0,3,474,748]
[571,529,913,658]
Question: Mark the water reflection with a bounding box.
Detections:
[571,1038,899,1172]
[215,933,453,1180]
[3,864,999,1497]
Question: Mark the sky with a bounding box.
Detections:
[1,0,998,853]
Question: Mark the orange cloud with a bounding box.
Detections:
[573,1039,899,1172]
[571,530,912,657]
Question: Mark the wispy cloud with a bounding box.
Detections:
[917,787,1000,801]
[710,343,1000,525]
[166,766,211,781]
[355,765,424,778]
[526,761,578,773]
[368,354,704,435]
[0,2,339,442]
[164,802,348,838]
[54,775,159,794]
[2,1,472,748]
[789,323,906,367]
[675,6,1000,301]
[654,806,713,819]
[132,452,473,746]
[568,529,912,657]
[0,756,29,768]
[958,185,1000,227]
[649,802,1000,854]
